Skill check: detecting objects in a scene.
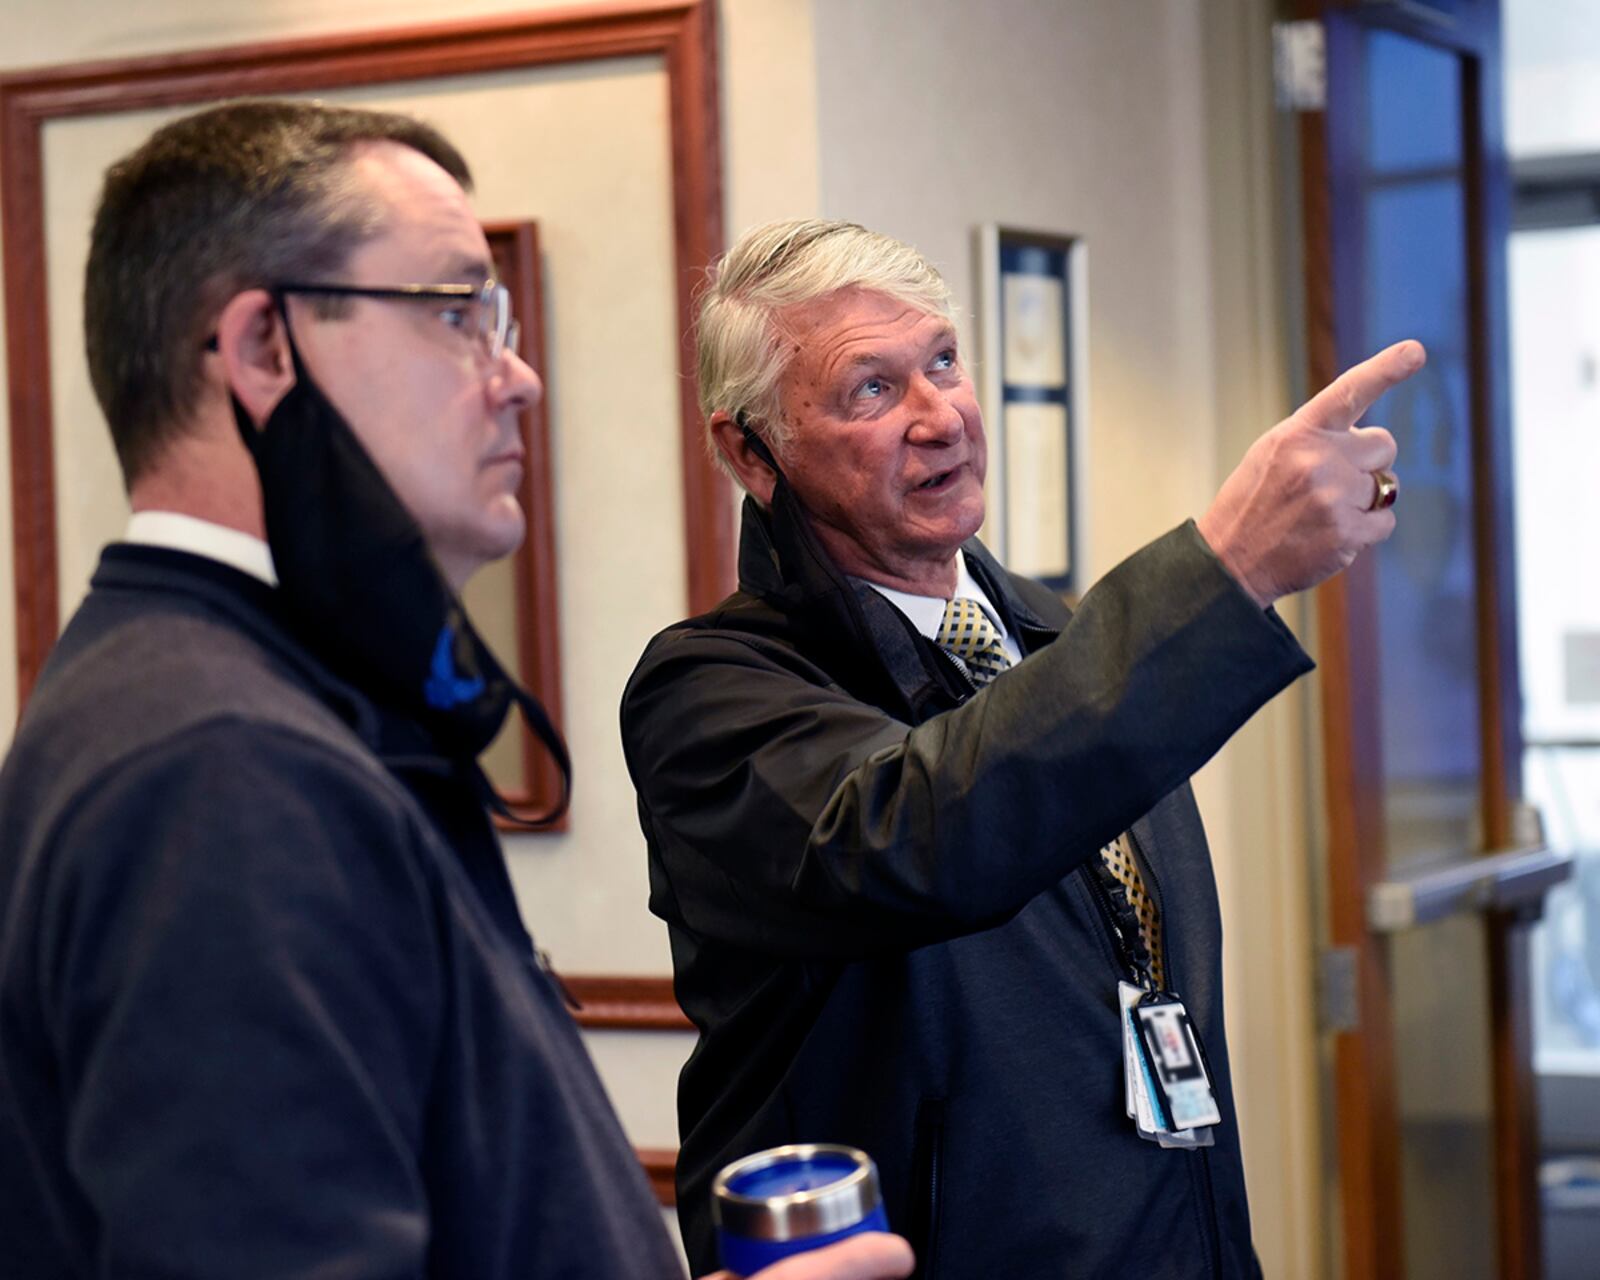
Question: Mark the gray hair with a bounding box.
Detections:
[695,218,954,480]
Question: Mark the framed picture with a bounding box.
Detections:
[975,225,1088,598]
[461,222,567,831]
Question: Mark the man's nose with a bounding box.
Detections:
[489,348,543,414]
[905,374,964,444]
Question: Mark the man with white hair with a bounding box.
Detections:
[623,218,1418,1275]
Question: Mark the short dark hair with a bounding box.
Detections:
[84,99,473,484]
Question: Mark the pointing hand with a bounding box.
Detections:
[1196,339,1424,607]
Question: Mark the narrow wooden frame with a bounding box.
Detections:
[1300,2,1539,1276]
[0,0,735,708]
[483,221,566,829]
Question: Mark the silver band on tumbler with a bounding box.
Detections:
[711,1144,882,1242]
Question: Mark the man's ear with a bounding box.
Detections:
[213,290,294,427]
[708,410,778,504]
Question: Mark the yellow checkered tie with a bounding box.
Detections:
[934,596,1162,982]
[935,597,1011,687]
[1103,832,1163,987]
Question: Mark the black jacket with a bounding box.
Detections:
[622,496,1314,1278]
[0,546,680,1278]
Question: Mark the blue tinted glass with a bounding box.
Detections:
[1361,27,1496,1280]
[1367,30,1463,175]
[1366,178,1480,865]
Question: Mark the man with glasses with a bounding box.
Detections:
[0,101,909,1280]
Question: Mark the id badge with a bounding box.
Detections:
[1118,982,1160,1137]
[1134,994,1222,1131]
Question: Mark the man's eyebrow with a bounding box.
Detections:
[838,328,959,369]
[434,255,494,283]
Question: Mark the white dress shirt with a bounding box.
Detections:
[860,553,1025,667]
[124,511,278,587]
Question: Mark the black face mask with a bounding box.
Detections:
[233,320,569,827]
[737,411,846,596]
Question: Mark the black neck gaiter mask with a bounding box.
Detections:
[232,321,569,827]
[738,412,852,600]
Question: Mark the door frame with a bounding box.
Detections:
[1288,1,1536,1275]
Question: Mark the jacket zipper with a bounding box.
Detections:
[934,645,978,694]
[1081,859,1150,987]
[913,1099,946,1280]
[925,1123,943,1279]
[1197,1140,1222,1279]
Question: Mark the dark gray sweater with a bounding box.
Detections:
[0,546,679,1278]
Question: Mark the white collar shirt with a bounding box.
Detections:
[860,554,1025,669]
[123,511,278,587]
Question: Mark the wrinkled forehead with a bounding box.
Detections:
[776,284,949,332]
[775,288,955,381]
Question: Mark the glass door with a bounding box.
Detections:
[1291,1,1564,1276]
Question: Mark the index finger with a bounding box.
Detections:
[1296,339,1426,433]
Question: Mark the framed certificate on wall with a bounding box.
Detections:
[975,225,1088,598]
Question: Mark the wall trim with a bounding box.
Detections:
[637,1145,677,1206]
[566,973,692,1031]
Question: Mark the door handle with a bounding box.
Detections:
[1366,844,1573,932]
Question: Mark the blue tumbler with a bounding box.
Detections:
[712,1143,891,1276]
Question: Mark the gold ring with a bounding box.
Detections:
[1369,469,1399,512]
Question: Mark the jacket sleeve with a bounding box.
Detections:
[32,719,441,1278]
[622,522,1314,960]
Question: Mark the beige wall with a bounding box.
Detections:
[1,0,1327,1272]
[1198,6,1325,1277]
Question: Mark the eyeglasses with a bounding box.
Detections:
[273,279,521,362]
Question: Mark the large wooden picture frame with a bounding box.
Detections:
[0,3,720,1197]
[0,0,736,711]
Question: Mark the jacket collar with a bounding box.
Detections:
[92,544,450,772]
[735,490,1061,721]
